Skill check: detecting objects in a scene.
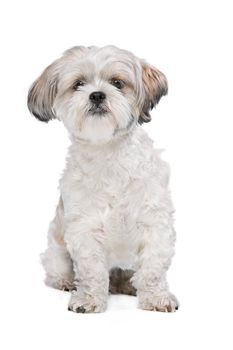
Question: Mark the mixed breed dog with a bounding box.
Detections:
[28,45,179,313]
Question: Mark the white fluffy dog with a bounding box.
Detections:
[28,45,178,313]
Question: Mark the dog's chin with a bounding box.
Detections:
[74,110,116,145]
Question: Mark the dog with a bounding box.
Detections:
[28,45,179,313]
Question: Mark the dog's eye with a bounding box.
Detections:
[110,79,125,89]
[73,80,85,90]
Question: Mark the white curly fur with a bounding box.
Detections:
[29,45,178,313]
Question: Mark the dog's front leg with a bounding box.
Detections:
[131,210,179,312]
[65,221,109,313]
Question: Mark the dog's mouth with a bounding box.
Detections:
[88,105,110,116]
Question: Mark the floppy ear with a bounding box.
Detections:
[27,60,59,122]
[139,61,168,124]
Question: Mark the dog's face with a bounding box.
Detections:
[28,46,168,144]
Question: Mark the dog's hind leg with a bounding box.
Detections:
[109,268,136,296]
[41,197,75,291]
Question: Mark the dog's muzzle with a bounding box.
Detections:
[89,91,108,115]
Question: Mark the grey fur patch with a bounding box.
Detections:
[113,114,135,136]
[109,268,136,296]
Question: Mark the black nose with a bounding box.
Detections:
[89,91,106,105]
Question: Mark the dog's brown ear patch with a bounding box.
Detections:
[139,61,168,124]
[27,61,59,122]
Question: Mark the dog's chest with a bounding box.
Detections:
[79,150,133,192]
[61,135,155,269]
[85,160,142,269]
[66,154,141,266]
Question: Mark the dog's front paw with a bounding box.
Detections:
[68,290,107,313]
[138,291,179,312]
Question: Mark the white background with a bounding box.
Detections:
[0,0,232,349]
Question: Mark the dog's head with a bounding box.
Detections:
[28,46,168,144]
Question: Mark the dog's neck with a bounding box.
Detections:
[66,126,152,180]
[69,126,138,157]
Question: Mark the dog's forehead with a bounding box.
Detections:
[94,46,138,72]
[63,46,139,79]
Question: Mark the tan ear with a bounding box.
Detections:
[27,60,60,122]
[139,61,168,124]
